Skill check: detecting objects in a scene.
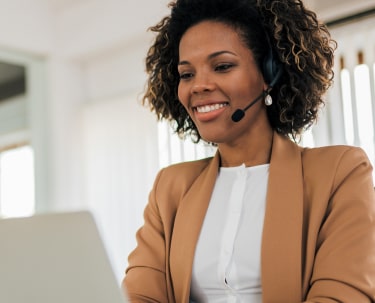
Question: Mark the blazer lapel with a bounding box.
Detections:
[261,133,304,303]
[170,153,220,303]
[169,133,304,302]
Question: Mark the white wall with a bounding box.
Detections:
[82,93,159,281]
[42,0,168,214]
[0,0,54,54]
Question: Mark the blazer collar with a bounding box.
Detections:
[170,152,220,302]
[261,133,303,302]
[170,132,304,302]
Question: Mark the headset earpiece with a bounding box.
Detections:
[262,48,283,88]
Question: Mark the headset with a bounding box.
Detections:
[262,46,283,88]
[231,38,283,122]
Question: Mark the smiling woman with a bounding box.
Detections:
[123,1,375,302]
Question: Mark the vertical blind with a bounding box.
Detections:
[328,15,375,175]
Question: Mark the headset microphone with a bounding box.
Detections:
[231,66,283,123]
[231,91,267,122]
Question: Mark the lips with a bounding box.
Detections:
[192,102,229,122]
[194,102,229,113]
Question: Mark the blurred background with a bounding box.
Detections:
[0,0,374,282]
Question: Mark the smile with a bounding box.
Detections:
[195,103,228,113]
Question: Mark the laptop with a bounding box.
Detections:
[0,210,128,303]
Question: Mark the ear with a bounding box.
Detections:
[263,82,269,91]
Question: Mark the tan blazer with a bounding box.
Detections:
[123,132,375,302]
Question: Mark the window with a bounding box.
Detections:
[0,145,35,218]
[0,61,26,101]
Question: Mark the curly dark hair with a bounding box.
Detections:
[143,0,336,142]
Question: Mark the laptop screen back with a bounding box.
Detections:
[0,211,127,303]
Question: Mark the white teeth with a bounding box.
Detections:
[196,103,227,113]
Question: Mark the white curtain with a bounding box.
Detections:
[328,16,375,170]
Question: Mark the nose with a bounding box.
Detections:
[191,73,215,94]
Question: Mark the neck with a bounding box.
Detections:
[218,129,274,168]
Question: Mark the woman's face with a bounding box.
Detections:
[178,20,270,145]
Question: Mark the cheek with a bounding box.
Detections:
[177,83,189,108]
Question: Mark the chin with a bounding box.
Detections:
[200,135,222,145]
[198,128,231,145]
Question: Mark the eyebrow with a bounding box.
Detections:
[178,50,237,66]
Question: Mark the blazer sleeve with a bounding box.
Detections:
[304,147,375,302]
[122,169,171,303]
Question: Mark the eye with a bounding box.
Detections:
[179,72,194,80]
[215,63,234,72]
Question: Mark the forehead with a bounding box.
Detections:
[179,20,250,59]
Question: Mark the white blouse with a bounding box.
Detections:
[190,164,269,303]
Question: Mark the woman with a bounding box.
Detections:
[123,0,375,302]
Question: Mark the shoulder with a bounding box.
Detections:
[153,157,214,195]
[145,157,215,218]
[160,157,213,179]
[162,157,213,175]
[301,144,373,191]
[301,144,371,168]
